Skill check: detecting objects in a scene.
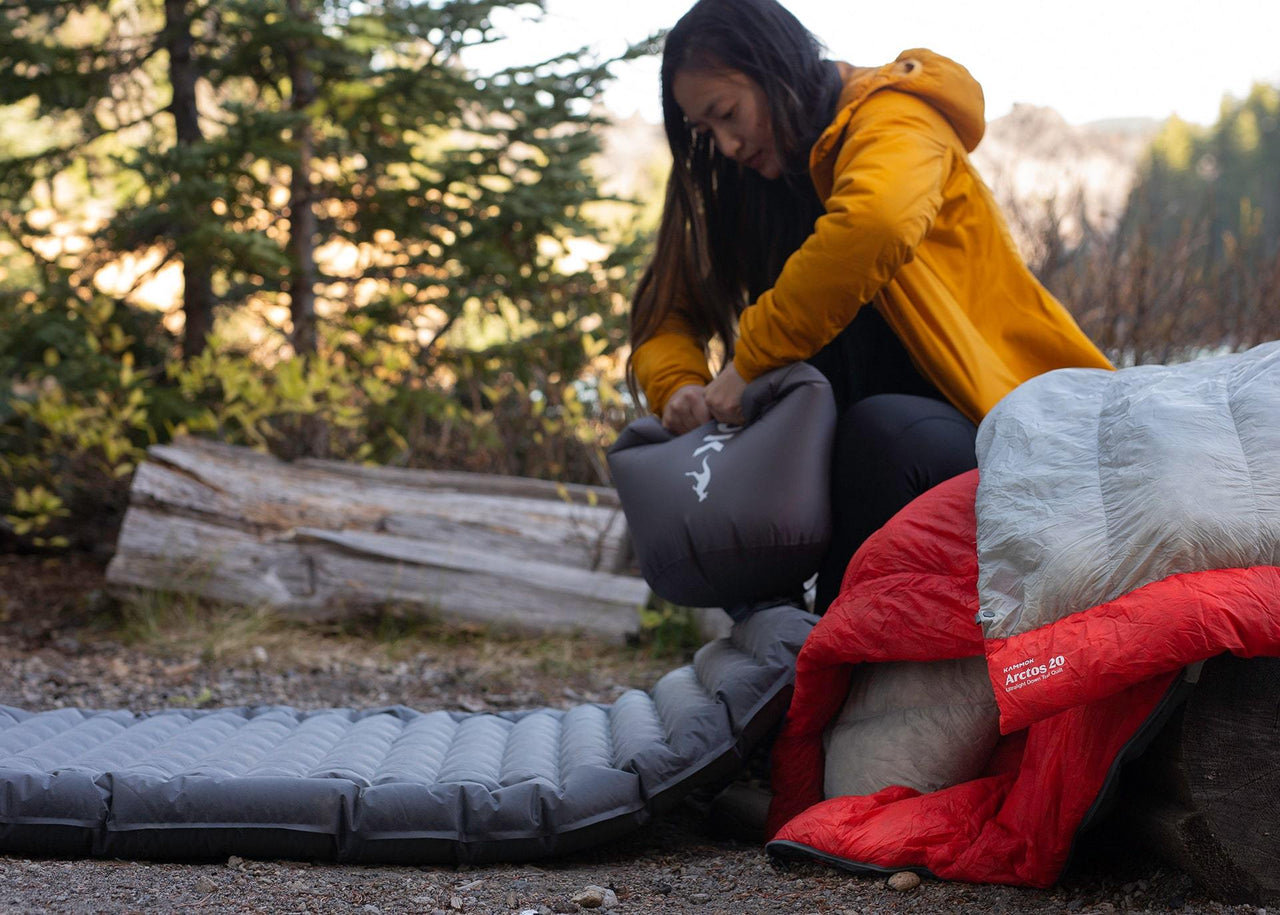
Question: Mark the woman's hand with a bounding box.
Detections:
[662,384,711,434]
[704,363,747,426]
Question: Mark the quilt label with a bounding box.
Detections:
[1001,654,1067,692]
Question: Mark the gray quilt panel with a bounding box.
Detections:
[0,604,814,863]
[975,340,1280,638]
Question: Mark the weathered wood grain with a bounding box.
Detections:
[1114,655,1280,903]
[132,439,629,572]
[106,438,650,639]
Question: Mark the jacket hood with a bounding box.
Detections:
[811,50,986,169]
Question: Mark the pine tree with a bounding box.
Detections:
[1,0,639,375]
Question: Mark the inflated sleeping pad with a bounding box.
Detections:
[0,604,815,863]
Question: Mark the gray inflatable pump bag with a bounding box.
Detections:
[607,363,837,608]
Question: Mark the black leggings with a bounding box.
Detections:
[806,307,978,613]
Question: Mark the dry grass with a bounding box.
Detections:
[114,588,282,664]
[102,586,684,701]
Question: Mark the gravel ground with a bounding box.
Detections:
[0,556,1270,915]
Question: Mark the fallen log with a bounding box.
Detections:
[106,437,654,640]
[1111,654,1280,903]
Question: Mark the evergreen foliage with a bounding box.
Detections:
[1,0,650,548]
[1129,84,1280,259]
[1,0,640,361]
[1034,82,1280,366]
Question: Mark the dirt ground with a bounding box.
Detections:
[0,554,1268,915]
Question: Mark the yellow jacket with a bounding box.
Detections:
[632,50,1112,422]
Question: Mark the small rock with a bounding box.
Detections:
[163,658,201,681]
[551,900,579,914]
[450,896,464,911]
[362,906,381,915]
[690,892,711,904]
[250,645,269,664]
[53,636,81,655]
[507,891,519,907]
[225,856,244,869]
[577,886,617,909]
[570,889,601,909]
[571,886,607,909]
[654,881,673,895]
[193,876,218,895]
[887,871,921,892]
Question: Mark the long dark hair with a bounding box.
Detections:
[627,0,843,399]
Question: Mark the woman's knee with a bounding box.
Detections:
[832,394,978,494]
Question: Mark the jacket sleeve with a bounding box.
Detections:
[734,90,956,380]
[630,307,713,416]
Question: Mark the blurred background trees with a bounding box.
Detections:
[2,0,648,549]
[1,0,1277,553]
[1030,83,1280,365]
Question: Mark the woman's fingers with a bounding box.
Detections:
[662,384,711,434]
[659,368,749,432]
[704,364,747,425]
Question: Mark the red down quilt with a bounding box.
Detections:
[766,341,1280,887]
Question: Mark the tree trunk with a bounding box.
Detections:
[285,0,318,359]
[284,0,326,455]
[1112,655,1280,904]
[164,0,213,358]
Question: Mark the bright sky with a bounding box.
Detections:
[473,0,1280,126]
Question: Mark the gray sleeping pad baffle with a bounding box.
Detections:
[0,604,814,864]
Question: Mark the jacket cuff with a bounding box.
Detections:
[646,372,713,418]
[632,338,712,416]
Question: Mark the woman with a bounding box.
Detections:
[628,0,1112,612]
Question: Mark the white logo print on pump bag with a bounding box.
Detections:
[685,424,742,502]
